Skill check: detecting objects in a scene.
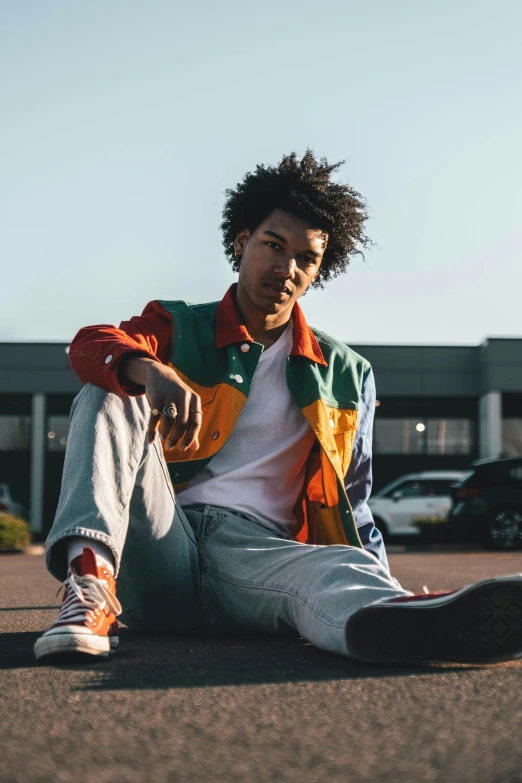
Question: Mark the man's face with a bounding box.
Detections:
[234,209,326,316]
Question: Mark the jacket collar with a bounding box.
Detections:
[216,284,327,366]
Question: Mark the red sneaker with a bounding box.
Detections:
[34,547,122,660]
[346,575,522,664]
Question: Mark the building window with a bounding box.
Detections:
[374,420,424,454]
[374,419,475,455]
[47,416,70,451]
[502,420,522,456]
[426,419,474,455]
[0,416,31,451]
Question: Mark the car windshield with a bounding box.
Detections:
[374,474,467,498]
[373,479,411,498]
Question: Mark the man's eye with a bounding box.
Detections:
[267,241,281,250]
[301,256,315,265]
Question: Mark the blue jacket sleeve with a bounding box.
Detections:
[344,367,390,570]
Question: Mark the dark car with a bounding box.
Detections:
[448,457,522,550]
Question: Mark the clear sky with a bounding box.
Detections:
[1,0,521,345]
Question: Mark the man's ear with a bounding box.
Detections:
[234,229,250,257]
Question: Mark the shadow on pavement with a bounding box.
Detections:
[0,629,481,689]
[0,606,60,611]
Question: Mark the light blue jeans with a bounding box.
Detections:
[46,384,409,659]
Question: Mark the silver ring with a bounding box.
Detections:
[189,409,203,415]
[162,403,177,419]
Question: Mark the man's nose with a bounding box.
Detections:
[274,256,297,278]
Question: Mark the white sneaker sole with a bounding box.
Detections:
[34,632,118,660]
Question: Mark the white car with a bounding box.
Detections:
[368,471,468,539]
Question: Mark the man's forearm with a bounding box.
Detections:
[67,303,174,394]
[118,356,158,388]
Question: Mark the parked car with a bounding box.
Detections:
[0,484,28,519]
[448,457,522,550]
[368,471,467,540]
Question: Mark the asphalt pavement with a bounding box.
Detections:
[1,550,522,783]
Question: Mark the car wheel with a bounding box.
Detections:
[485,507,522,550]
[373,516,389,543]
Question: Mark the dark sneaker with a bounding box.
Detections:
[346,575,522,663]
[34,547,122,660]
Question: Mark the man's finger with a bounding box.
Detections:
[179,410,203,452]
[158,410,176,441]
[147,410,161,444]
[165,395,190,449]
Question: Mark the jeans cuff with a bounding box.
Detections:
[45,528,121,581]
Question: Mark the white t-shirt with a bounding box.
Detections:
[178,322,316,537]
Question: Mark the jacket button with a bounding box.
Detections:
[240,343,250,353]
[211,430,219,440]
[234,374,243,384]
[329,418,335,428]
[105,355,113,364]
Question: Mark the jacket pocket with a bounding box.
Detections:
[329,409,358,476]
[197,384,218,408]
[313,505,350,546]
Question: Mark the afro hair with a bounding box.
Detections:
[221,150,370,287]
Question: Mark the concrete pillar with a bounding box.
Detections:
[30,393,46,535]
[479,391,502,459]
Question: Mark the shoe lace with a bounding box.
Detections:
[55,573,122,624]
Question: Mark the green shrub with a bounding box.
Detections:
[0,513,31,550]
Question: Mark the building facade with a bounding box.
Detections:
[1,338,521,536]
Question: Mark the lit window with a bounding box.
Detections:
[374,419,474,455]
[47,416,70,452]
[373,420,425,454]
[426,420,474,455]
[502,420,522,457]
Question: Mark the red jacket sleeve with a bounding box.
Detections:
[68,301,173,396]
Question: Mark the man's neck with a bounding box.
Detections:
[235,288,292,349]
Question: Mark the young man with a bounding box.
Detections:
[35,152,522,664]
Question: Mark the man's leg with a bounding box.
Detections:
[198,507,522,663]
[194,506,408,658]
[43,383,203,636]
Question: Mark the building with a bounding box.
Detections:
[1,339,522,536]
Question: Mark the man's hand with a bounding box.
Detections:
[121,356,202,450]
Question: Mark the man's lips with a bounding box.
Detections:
[264,281,292,298]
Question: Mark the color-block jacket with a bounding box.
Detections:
[69,285,386,567]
